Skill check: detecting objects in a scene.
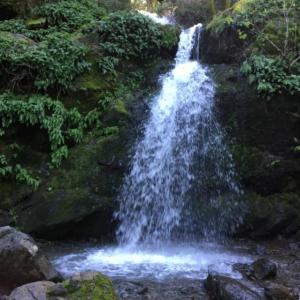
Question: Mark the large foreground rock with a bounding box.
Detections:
[9,281,55,300]
[8,271,117,300]
[0,226,61,292]
[205,274,262,300]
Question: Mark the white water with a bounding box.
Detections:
[54,15,246,281]
[116,23,241,247]
[53,243,251,280]
[138,10,173,25]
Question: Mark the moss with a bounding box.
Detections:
[114,99,128,115]
[63,273,117,300]
[232,0,253,13]
[25,17,46,29]
[76,71,108,91]
[16,132,125,232]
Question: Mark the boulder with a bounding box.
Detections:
[15,134,125,240]
[234,259,277,281]
[9,281,55,300]
[0,226,61,292]
[8,271,118,300]
[235,193,300,239]
[251,259,277,281]
[205,274,262,300]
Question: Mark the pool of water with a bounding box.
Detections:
[49,242,252,281]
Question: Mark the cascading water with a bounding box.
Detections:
[116,24,242,247]
[52,16,249,283]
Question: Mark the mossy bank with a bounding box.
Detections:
[0,0,180,240]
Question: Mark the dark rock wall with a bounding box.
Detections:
[200,26,300,239]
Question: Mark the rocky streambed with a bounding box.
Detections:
[1,226,299,300]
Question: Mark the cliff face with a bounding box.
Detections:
[199,25,300,239]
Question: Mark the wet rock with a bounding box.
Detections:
[8,281,55,300]
[234,259,277,281]
[251,259,277,280]
[114,278,206,300]
[205,274,261,300]
[200,28,246,64]
[0,226,61,292]
[264,283,298,300]
[233,193,300,239]
[209,62,300,241]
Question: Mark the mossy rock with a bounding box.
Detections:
[15,132,128,240]
[61,272,117,300]
[11,272,118,300]
[236,192,300,239]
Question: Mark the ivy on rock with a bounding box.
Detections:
[0,93,102,187]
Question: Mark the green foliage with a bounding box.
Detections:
[207,0,300,98]
[0,19,27,33]
[0,1,178,190]
[206,13,233,34]
[0,154,40,188]
[241,55,300,98]
[295,145,300,152]
[98,11,162,59]
[0,93,85,169]
[96,11,178,74]
[0,31,89,90]
[33,0,106,31]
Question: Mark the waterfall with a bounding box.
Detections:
[116,24,242,248]
[53,20,250,282]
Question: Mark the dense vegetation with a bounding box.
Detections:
[206,0,300,98]
[0,0,179,189]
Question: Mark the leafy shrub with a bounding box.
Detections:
[96,11,178,74]
[33,0,106,31]
[0,154,40,188]
[207,0,300,98]
[241,55,300,98]
[0,31,90,90]
[0,93,86,167]
[0,19,27,32]
[98,11,162,59]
